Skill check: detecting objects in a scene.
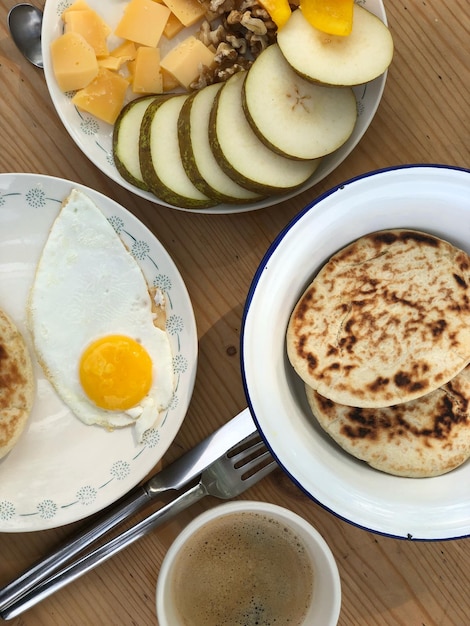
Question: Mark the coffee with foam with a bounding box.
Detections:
[169,511,314,626]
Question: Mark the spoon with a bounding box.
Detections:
[8,4,44,69]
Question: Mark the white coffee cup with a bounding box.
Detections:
[156,500,341,625]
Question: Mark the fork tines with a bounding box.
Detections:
[228,433,275,479]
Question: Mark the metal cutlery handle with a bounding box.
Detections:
[0,408,256,613]
[0,428,274,620]
[0,485,149,613]
[0,482,206,621]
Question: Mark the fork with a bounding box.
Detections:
[0,432,276,620]
[0,407,256,613]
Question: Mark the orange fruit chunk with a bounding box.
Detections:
[300,0,354,36]
[257,0,292,29]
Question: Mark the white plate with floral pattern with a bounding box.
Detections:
[0,173,197,531]
[41,0,388,214]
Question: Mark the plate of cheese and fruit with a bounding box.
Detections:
[42,0,393,212]
[0,173,197,531]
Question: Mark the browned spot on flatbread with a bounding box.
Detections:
[367,376,390,392]
[393,369,428,394]
[453,273,467,288]
[339,393,469,444]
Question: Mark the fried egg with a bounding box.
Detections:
[28,189,174,440]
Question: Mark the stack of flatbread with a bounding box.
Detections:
[287,229,470,477]
[0,309,35,459]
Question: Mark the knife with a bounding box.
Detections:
[0,407,256,612]
[0,428,275,621]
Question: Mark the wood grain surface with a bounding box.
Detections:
[1,0,469,624]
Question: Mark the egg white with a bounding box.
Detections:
[28,189,174,441]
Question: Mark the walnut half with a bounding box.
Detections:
[191,0,278,90]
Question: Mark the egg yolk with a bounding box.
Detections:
[79,335,152,411]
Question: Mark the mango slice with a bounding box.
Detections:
[256,0,292,29]
[300,0,354,36]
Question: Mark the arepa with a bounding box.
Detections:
[287,229,470,408]
[0,309,35,459]
[305,365,470,477]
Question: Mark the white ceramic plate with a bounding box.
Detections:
[241,165,470,541]
[41,0,387,214]
[0,173,197,532]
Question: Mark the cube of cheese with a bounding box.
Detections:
[50,31,99,92]
[161,67,181,92]
[127,59,136,80]
[132,47,163,94]
[72,67,129,124]
[110,40,137,63]
[163,12,185,39]
[63,9,111,57]
[161,0,205,27]
[115,0,171,47]
[98,56,122,71]
[160,36,215,89]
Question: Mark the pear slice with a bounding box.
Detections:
[277,6,394,86]
[243,43,357,160]
[209,71,321,195]
[178,83,263,204]
[139,94,217,209]
[113,95,156,191]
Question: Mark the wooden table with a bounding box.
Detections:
[1,1,469,624]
